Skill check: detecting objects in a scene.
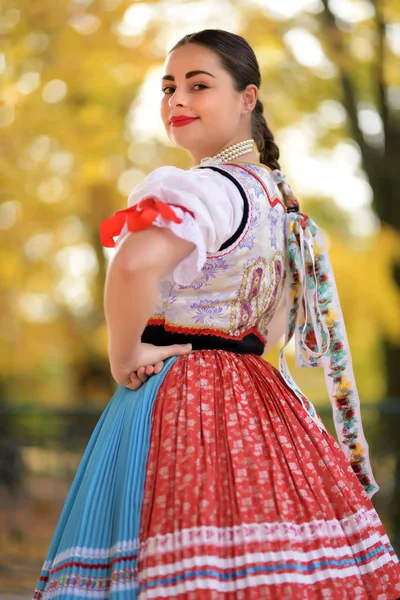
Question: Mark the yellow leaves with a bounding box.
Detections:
[0,250,23,287]
[110,62,141,86]
[385,61,400,86]
[254,42,286,72]
[89,322,109,358]
[79,104,108,127]
[80,160,105,185]
[333,225,400,342]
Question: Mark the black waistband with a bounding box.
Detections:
[141,325,264,355]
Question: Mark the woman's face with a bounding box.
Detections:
[160,43,255,162]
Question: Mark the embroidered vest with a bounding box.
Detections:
[142,164,287,355]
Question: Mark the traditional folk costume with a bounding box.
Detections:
[34,160,400,599]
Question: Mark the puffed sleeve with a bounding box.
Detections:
[100,166,244,286]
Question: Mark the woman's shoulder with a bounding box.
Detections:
[144,164,233,183]
[145,165,182,179]
[131,164,245,200]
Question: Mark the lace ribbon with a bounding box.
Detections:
[100,197,194,248]
[272,171,379,497]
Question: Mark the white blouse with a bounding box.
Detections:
[125,166,245,286]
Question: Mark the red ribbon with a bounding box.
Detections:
[100,197,194,248]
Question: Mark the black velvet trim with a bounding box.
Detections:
[198,166,249,252]
[141,325,264,355]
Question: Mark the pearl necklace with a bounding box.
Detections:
[191,139,255,170]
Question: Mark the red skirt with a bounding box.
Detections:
[137,350,400,599]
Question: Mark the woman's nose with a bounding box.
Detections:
[168,88,187,108]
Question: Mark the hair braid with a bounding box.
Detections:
[252,99,299,209]
[253,99,281,170]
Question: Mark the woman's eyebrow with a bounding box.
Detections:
[161,70,216,82]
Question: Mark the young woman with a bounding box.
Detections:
[33,29,400,599]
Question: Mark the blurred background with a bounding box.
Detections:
[1,0,400,596]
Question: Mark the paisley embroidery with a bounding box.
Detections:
[230,253,285,337]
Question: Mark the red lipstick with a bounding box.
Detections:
[170,116,199,127]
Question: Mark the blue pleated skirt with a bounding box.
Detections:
[33,357,179,599]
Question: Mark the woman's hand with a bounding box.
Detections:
[111,342,192,390]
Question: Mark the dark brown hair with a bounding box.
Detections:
[171,29,297,207]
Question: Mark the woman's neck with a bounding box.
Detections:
[229,150,260,164]
[191,148,260,167]
[190,136,255,165]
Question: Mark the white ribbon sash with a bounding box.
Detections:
[279,212,379,498]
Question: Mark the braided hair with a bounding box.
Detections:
[171,29,299,209]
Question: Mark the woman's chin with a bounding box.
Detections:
[168,132,199,154]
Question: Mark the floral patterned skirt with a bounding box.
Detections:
[33,351,400,599]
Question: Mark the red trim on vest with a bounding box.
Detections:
[147,317,266,344]
[100,197,195,248]
[229,163,285,209]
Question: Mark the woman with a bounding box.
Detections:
[33,29,400,599]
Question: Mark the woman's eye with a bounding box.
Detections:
[161,84,208,94]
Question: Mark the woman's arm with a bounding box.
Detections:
[104,225,195,378]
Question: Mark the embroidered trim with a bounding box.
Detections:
[278,212,379,498]
[230,163,285,210]
[146,316,266,344]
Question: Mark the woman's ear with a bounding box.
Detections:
[242,84,258,114]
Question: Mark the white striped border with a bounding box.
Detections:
[48,538,140,569]
[139,553,397,598]
[37,551,396,599]
[45,507,396,572]
[36,533,399,598]
[139,532,393,579]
